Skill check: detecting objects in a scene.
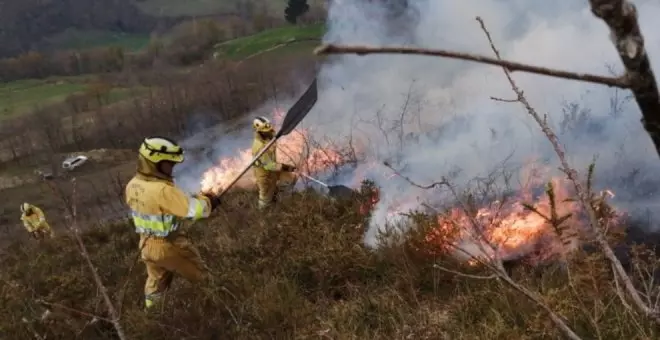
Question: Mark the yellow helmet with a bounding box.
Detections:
[138,136,184,164]
[253,116,275,133]
[20,203,31,213]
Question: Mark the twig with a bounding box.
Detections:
[115,248,143,314]
[314,44,629,88]
[497,267,583,340]
[21,317,44,340]
[382,161,449,189]
[491,97,518,103]
[437,240,582,340]
[432,264,496,279]
[476,15,660,324]
[36,299,110,323]
[69,178,128,339]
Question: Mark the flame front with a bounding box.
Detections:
[358,168,620,265]
[200,109,346,194]
[424,177,619,264]
[200,113,621,265]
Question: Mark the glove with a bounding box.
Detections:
[202,193,221,210]
[281,164,297,172]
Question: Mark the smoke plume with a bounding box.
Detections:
[304,0,660,246]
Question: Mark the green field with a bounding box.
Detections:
[0,79,86,117]
[0,78,140,119]
[0,24,326,118]
[213,24,325,60]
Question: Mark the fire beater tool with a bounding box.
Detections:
[216,78,318,198]
[298,172,354,199]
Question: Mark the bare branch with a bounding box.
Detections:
[436,243,582,340]
[490,97,519,103]
[68,178,128,339]
[432,264,496,280]
[382,161,449,189]
[501,270,583,339]
[36,299,111,323]
[314,44,628,88]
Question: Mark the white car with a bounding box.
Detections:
[62,155,89,171]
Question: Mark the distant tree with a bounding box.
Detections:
[284,0,309,24]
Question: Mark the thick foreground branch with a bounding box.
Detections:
[314,44,628,88]
[589,0,660,159]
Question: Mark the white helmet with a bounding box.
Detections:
[252,116,274,133]
[20,203,30,213]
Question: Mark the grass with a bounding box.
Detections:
[1,181,658,339]
[44,29,150,52]
[0,79,88,118]
[0,78,145,119]
[213,23,325,60]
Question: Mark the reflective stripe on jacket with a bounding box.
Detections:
[252,136,282,180]
[125,174,211,237]
[21,205,47,232]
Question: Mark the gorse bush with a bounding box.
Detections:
[1,183,659,339]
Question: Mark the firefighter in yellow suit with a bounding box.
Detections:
[251,116,298,209]
[125,136,221,310]
[20,203,55,239]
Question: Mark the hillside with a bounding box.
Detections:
[3,186,658,339]
[3,6,659,338]
[0,23,324,122]
[213,23,324,60]
[0,0,307,58]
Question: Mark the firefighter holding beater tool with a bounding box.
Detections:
[251,116,298,210]
[125,136,222,311]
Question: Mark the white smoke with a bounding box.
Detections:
[304,0,660,246]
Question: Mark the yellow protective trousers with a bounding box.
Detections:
[139,233,207,309]
[30,225,54,239]
[256,171,297,209]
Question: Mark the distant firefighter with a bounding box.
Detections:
[20,203,55,239]
[251,116,298,210]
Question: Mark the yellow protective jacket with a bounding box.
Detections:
[252,134,283,182]
[125,174,212,237]
[21,205,48,232]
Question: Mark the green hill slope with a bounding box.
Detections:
[213,23,324,60]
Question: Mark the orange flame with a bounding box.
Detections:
[358,163,621,265]
[200,115,622,266]
[200,109,346,194]
[424,178,619,264]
